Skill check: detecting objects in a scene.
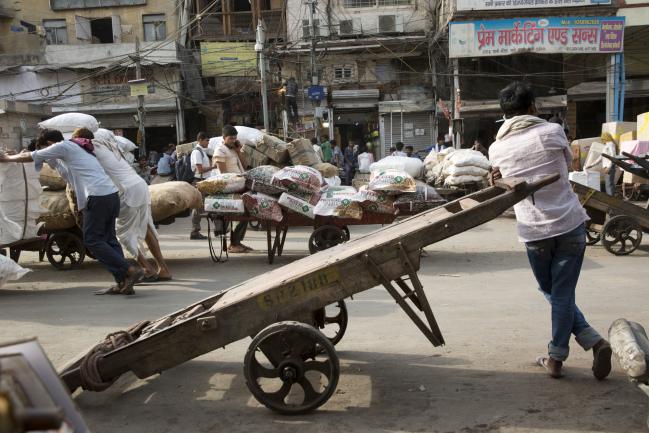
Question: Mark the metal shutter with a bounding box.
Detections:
[381,111,433,155]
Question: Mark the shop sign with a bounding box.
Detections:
[200,42,256,77]
[456,0,609,12]
[449,16,624,58]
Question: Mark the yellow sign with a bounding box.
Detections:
[257,267,341,311]
[130,82,148,97]
[200,42,256,77]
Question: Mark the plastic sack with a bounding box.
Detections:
[314,193,363,220]
[0,163,42,244]
[368,169,417,195]
[235,126,264,146]
[272,165,323,195]
[444,174,486,186]
[278,192,315,219]
[204,194,245,214]
[352,172,371,189]
[443,165,489,177]
[115,135,137,153]
[287,139,319,166]
[369,156,423,179]
[242,192,283,222]
[324,176,341,187]
[393,181,446,214]
[0,254,30,289]
[243,165,285,195]
[196,173,246,195]
[149,181,203,222]
[354,187,395,215]
[445,149,490,170]
[207,136,224,157]
[289,189,321,206]
[38,113,99,133]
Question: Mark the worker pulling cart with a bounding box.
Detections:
[59,175,558,415]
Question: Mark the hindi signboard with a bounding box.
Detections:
[200,42,256,77]
[456,0,610,12]
[449,16,624,58]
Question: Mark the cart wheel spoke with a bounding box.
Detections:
[298,377,321,402]
[304,360,332,377]
[266,381,293,404]
[602,215,643,256]
[251,355,280,379]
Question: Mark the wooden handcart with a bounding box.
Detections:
[602,152,649,202]
[572,180,649,255]
[59,176,558,415]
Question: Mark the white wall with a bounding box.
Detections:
[0,68,81,105]
[286,0,433,42]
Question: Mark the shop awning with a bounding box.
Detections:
[378,100,434,113]
[460,95,566,116]
[568,79,649,101]
[332,89,380,109]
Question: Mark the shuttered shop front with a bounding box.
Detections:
[380,111,433,155]
[96,111,177,129]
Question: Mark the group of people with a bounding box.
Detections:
[0,127,171,296]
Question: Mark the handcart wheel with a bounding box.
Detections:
[585,224,600,246]
[622,183,640,201]
[308,225,347,254]
[45,232,85,270]
[243,321,340,415]
[313,300,348,345]
[9,247,21,263]
[248,220,261,231]
[341,226,350,241]
[601,215,643,256]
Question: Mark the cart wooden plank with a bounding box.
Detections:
[572,181,649,230]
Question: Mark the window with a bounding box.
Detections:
[301,65,325,83]
[43,19,68,45]
[302,19,320,38]
[334,65,354,80]
[143,14,167,41]
[51,0,146,10]
[90,17,114,43]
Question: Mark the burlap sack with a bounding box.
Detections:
[150,181,203,222]
[38,191,76,230]
[39,164,67,191]
[242,143,270,169]
[313,163,338,178]
[255,134,289,164]
[196,174,246,195]
[287,139,319,166]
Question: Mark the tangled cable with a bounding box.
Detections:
[79,321,150,392]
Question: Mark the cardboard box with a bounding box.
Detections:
[583,142,605,173]
[572,138,600,168]
[620,130,637,143]
[623,171,649,185]
[602,121,636,142]
[569,171,600,191]
[637,112,649,140]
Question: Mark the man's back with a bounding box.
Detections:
[489,119,587,242]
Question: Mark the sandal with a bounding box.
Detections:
[536,355,563,379]
[94,284,135,296]
[136,274,159,284]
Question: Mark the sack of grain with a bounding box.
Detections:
[369,156,424,179]
[444,175,487,187]
[444,149,490,170]
[313,162,338,178]
[354,187,395,215]
[368,169,416,195]
[204,194,245,214]
[38,190,76,231]
[38,112,99,133]
[196,173,246,195]
[175,142,195,158]
[242,192,283,222]
[287,189,321,206]
[242,143,271,169]
[393,181,446,214]
[443,165,489,177]
[243,165,285,195]
[314,192,363,220]
[287,139,319,166]
[149,181,203,222]
[272,165,323,195]
[278,192,315,219]
[255,134,290,164]
[1,163,43,243]
[39,164,67,190]
[324,176,341,187]
[0,254,30,289]
[352,172,371,189]
[235,126,264,147]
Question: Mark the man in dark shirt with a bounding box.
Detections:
[283,77,298,122]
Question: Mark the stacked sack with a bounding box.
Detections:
[423,148,455,186]
[0,161,43,244]
[150,181,203,222]
[440,150,491,187]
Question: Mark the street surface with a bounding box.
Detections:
[1,216,648,433]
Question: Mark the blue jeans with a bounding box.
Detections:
[83,192,130,283]
[525,223,602,361]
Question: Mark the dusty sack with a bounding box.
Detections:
[393,181,446,214]
[0,163,42,244]
[278,192,315,219]
[354,188,395,215]
[149,181,203,222]
[196,173,246,195]
[243,165,285,195]
[272,165,323,195]
[314,193,363,220]
[352,172,371,189]
[242,192,283,222]
[255,134,289,164]
[38,112,99,133]
[242,143,270,169]
[444,149,490,169]
[444,175,486,186]
[39,164,67,190]
[287,139,319,166]
[368,169,417,195]
[370,156,424,179]
[313,162,338,178]
[38,190,76,231]
[204,194,245,214]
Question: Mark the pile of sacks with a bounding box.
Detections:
[424,148,490,187]
[0,160,43,245]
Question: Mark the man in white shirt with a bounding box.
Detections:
[311,137,324,163]
[212,125,251,253]
[489,82,611,380]
[190,132,212,240]
[391,141,408,157]
[0,129,143,295]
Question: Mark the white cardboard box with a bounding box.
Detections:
[569,171,600,191]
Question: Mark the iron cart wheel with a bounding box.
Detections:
[313,300,349,346]
[45,232,85,270]
[308,225,347,254]
[585,223,600,246]
[601,215,643,256]
[243,321,340,415]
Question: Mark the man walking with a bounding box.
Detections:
[190,132,212,240]
[489,81,611,379]
[212,125,252,253]
[0,129,143,295]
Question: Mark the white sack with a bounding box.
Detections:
[235,126,264,146]
[0,254,30,288]
[370,156,423,179]
[443,165,489,177]
[115,135,137,153]
[445,149,491,170]
[0,163,42,244]
[444,174,486,186]
[39,113,99,133]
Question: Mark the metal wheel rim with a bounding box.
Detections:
[46,233,85,270]
[308,226,346,254]
[319,300,348,346]
[585,225,600,246]
[602,216,643,256]
[244,322,340,415]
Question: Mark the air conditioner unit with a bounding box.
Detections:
[339,19,361,35]
[377,15,404,33]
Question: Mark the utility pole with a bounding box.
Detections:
[452,58,460,149]
[135,37,146,156]
[307,0,320,142]
[255,20,270,132]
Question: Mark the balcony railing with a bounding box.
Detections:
[192,10,285,41]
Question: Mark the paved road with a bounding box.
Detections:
[1,217,648,433]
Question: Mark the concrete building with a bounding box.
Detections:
[0,100,51,151]
[278,0,436,156]
[0,0,184,153]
